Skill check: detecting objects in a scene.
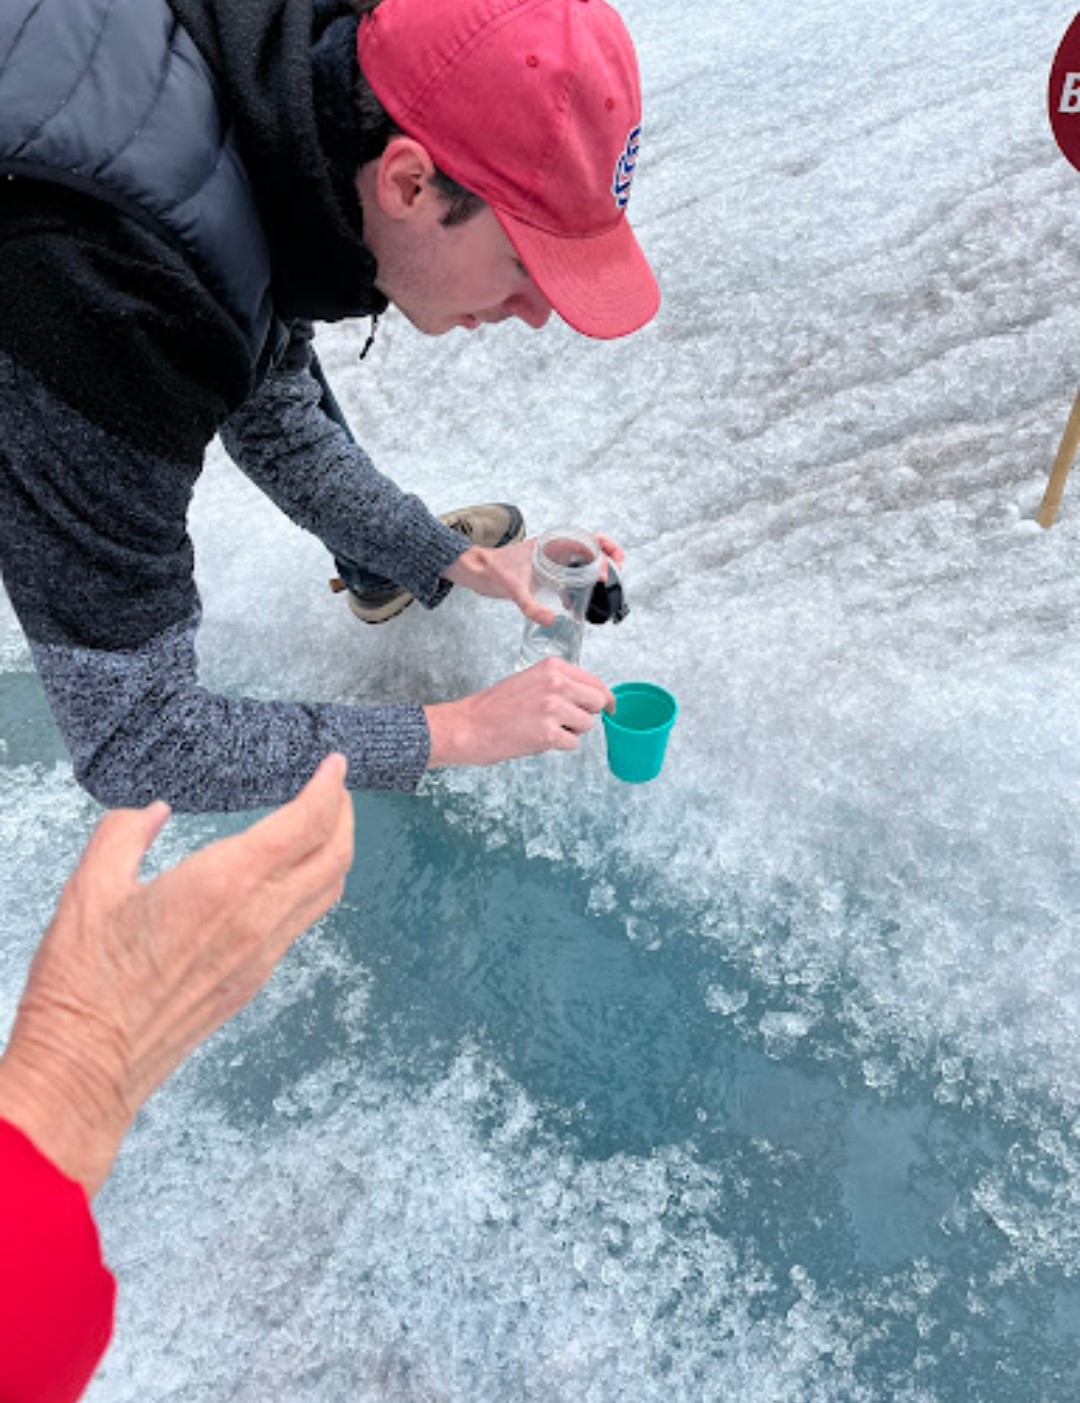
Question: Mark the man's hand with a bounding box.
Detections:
[443,532,624,625]
[0,754,354,1197]
[425,659,615,767]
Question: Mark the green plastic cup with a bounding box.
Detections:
[601,682,678,783]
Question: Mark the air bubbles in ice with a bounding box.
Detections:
[760,1011,815,1056]
[705,984,750,1017]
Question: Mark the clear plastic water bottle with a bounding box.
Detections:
[516,527,603,671]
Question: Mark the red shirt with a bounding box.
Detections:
[0,1120,115,1403]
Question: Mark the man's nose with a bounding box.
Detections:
[506,284,553,329]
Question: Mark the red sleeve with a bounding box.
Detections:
[0,1120,116,1403]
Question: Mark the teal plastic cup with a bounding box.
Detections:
[601,682,678,783]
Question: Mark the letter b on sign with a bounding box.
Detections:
[1050,15,1080,169]
[1062,73,1080,113]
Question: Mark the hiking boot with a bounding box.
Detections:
[334,503,526,624]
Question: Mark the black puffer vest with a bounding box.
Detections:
[0,0,384,383]
[0,0,276,364]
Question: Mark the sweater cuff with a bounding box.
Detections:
[326,699,432,791]
[387,511,472,610]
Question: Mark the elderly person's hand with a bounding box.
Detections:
[0,753,353,1197]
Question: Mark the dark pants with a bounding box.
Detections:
[311,351,397,595]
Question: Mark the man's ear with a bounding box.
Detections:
[370,136,438,219]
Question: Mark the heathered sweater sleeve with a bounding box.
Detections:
[0,352,433,810]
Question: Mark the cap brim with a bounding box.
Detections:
[494,210,660,340]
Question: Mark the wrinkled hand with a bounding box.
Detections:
[443,533,624,626]
[0,754,353,1196]
[425,658,615,767]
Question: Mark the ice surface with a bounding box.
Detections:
[3,0,1080,1397]
[92,1051,895,1403]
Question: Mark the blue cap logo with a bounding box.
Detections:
[612,125,641,210]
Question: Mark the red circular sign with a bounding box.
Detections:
[1050,12,1080,171]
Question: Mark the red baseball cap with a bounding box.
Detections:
[357,0,660,339]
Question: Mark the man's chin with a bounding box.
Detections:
[389,303,464,337]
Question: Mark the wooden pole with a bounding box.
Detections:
[1037,387,1080,528]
